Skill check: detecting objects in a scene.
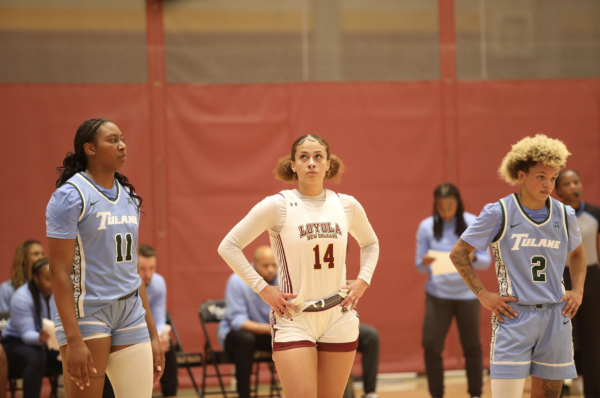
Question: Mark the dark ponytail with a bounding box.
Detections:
[432,183,467,241]
[115,172,143,212]
[55,118,143,211]
[28,258,49,331]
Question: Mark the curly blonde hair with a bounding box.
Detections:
[498,134,571,185]
[274,134,345,184]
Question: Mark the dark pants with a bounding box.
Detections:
[357,323,380,394]
[422,294,482,398]
[224,330,272,398]
[2,336,61,398]
[102,339,179,397]
[564,265,600,398]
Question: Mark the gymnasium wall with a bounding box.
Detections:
[1,0,599,378]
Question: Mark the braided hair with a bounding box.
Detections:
[55,118,143,211]
[432,183,467,241]
[28,258,50,331]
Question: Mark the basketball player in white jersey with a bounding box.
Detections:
[47,119,164,397]
[450,135,587,398]
[219,135,379,398]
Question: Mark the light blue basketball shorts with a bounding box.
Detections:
[55,291,150,347]
[490,301,576,380]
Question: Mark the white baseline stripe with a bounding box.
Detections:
[55,320,108,331]
[116,323,147,332]
[532,360,574,367]
[493,361,531,365]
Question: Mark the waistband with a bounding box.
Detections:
[303,291,348,312]
[118,290,138,301]
[506,301,565,310]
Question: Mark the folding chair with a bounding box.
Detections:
[198,300,281,398]
[167,311,203,398]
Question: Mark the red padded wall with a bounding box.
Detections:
[2,79,598,377]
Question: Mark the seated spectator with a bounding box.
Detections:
[0,240,45,311]
[218,246,277,398]
[1,258,60,398]
[103,243,177,398]
[357,323,380,398]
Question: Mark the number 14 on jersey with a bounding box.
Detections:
[313,244,335,269]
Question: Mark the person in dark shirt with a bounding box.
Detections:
[556,169,600,397]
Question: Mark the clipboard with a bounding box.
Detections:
[427,249,458,276]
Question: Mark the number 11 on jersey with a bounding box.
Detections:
[115,233,133,263]
[313,244,335,269]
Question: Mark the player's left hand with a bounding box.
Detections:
[150,335,165,384]
[341,279,369,311]
[561,289,583,318]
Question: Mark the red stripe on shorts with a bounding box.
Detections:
[273,340,316,351]
[317,339,359,352]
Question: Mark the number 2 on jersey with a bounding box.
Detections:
[530,255,547,283]
[115,233,133,263]
[313,244,335,269]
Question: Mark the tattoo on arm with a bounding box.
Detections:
[451,238,483,296]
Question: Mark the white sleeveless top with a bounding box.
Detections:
[273,190,349,309]
[218,188,379,302]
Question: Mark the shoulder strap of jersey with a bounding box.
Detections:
[562,202,569,240]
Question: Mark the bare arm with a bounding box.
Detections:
[450,238,485,296]
[450,238,518,321]
[48,237,96,389]
[138,283,165,384]
[562,243,586,318]
[241,320,271,335]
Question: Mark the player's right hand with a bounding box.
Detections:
[66,339,97,390]
[39,329,50,344]
[259,285,298,318]
[421,255,436,267]
[478,291,518,322]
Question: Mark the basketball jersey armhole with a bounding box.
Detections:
[66,181,86,221]
[492,200,506,243]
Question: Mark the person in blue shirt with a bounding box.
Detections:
[416,183,491,398]
[0,240,45,312]
[102,243,177,398]
[218,245,278,398]
[450,135,586,398]
[556,169,600,397]
[1,258,61,398]
[47,119,164,398]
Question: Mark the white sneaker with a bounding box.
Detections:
[363,394,379,398]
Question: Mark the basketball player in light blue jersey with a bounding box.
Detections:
[46,119,164,398]
[450,135,587,398]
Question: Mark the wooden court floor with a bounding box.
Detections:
[169,374,585,397]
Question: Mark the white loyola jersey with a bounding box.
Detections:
[66,172,141,317]
[492,194,570,305]
[272,189,348,311]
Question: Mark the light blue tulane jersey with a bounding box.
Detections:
[464,194,581,305]
[47,173,141,317]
